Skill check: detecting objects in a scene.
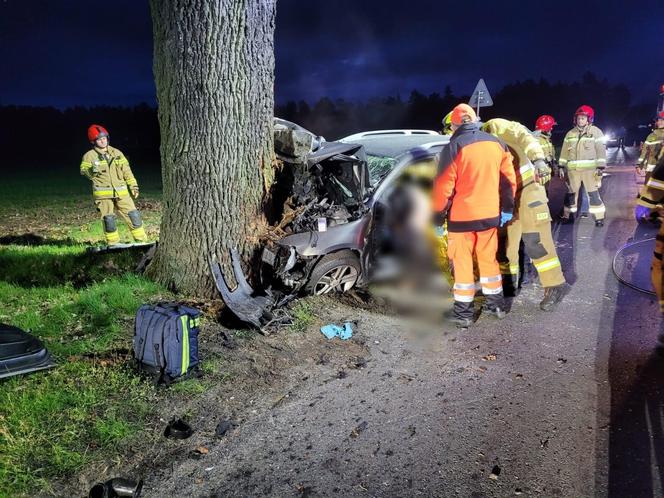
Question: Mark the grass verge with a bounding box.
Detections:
[0,244,170,496]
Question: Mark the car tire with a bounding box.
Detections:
[305,250,361,295]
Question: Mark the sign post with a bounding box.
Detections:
[468,78,493,118]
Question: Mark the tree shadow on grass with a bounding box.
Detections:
[0,242,151,288]
[0,233,81,247]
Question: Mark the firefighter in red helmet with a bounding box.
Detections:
[80,125,147,245]
[534,115,557,173]
[558,105,607,227]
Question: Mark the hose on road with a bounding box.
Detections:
[612,237,656,296]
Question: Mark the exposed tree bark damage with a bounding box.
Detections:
[147,0,276,297]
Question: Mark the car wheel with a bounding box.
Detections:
[306,251,361,295]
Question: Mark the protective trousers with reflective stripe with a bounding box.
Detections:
[448,228,503,320]
[95,196,147,244]
[653,228,664,314]
[499,183,565,288]
[563,169,605,221]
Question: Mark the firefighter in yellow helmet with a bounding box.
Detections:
[558,105,607,227]
[637,111,664,183]
[481,118,569,311]
[441,111,453,136]
[80,125,147,246]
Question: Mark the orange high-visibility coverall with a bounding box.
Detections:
[433,122,517,320]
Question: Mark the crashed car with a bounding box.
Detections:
[260,119,449,295]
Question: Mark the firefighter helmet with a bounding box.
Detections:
[450,104,477,126]
[441,111,453,134]
[535,115,557,133]
[88,124,109,143]
[574,105,594,123]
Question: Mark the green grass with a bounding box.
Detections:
[0,167,162,245]
[289,300,316,333]
[0,170,171,497]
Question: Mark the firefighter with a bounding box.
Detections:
[441,111,453,136]
[433,104,517,328]
[635,149,664,351]
[482,118,569,310]
[637,111,664,183]
[80,125,147,245]
[534,115,557,174]
[558,105,607,227]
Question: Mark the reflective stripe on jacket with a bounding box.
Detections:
[433,123,517,232]
[637,152,664,208]
[482,118,547,191]
[638,129,664,172]
[80,145,138,199]
[558,125,606,170]
[535,131,555,164]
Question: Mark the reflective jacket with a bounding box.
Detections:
[433,123,517,232]
[638,128,664,172]
[80,146,138,200]
[534,131,555,165]
[559,125,607,171]
[481,118,547,191]
[637,148,664,208]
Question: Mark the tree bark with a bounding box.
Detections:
[147,0,276,297]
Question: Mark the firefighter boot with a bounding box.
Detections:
[540,283,570,311]
[444,302,474,329]
[482,293,507,319]
[502,273,520,298]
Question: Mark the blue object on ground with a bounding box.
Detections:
[320,322,354,340]
[339,322,353,340]
[321,324,343,339]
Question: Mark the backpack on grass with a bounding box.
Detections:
[133,302,201,384]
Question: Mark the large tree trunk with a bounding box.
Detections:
[147,0,276,297]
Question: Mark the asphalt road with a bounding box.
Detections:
[144,147,664,498]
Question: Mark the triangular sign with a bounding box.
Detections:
[469,78,493,108]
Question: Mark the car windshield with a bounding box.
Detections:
[367,154,397,186]
[341,133,448,187]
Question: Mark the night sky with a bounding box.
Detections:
[1,0,662,108]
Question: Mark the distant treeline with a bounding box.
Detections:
[0,73,654,171]
[276,73,654,142]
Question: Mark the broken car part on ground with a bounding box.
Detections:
[0,324,56,379]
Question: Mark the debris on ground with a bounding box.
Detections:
[215,420,234,438]
[320,322,353,340]
[350,421,368,438]
[188,446,209,460]
[209,250,294,332]
[88,477,143,498]
[0,323,57,379]
[164,418,193,439]
[489,464,501,480]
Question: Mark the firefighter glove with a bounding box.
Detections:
[131,186,139,198]
[635,205,651,222]
[558,167,566,179]
[499,211,513,227]
[533,159,551,185]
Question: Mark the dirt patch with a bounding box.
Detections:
[58,296,371,496]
